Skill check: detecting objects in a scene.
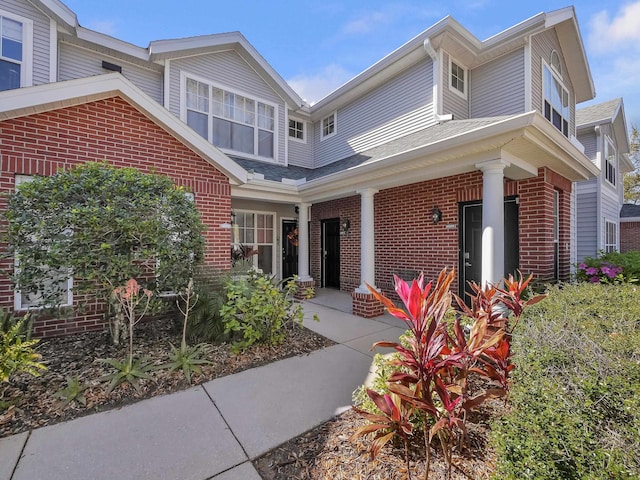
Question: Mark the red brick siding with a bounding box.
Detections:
[621,222,640,252]
[311,167,571,302]
[0,96,231,337]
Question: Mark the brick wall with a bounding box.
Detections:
[311,167,571,303]
[0,96,231,337]
[621,222,640,252]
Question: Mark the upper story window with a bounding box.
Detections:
[0,10,32,92]
[288,118,305,142]
[449,57,467,99]
[550,50,562,76]
[321,112,336,140]
[183,75,277,161]
[543,63,569,137]
[604,136,617,187]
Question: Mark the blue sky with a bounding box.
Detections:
[63,1,640,127]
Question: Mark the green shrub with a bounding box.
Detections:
[1,315,46,384]
[220,272,308,353]
[182,274,228,344]
[491,283,640,479]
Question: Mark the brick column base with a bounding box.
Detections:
[352,291,385,318]
[294,279,316,300]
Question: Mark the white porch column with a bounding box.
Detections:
[356,188,378,293]
[296,202,312,281]
[477,160,509,287]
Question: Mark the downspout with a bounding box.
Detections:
[423,39,453,124]
[595,125,602,255]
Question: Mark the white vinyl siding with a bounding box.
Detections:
[313,58,435,168]
[531,29,575,137]
[577,131,597,165]
[0,0,50,87]
[575,185,598,262]
[442,52,468,120]
[470,48,525,118]
[58,42,162,103]
[169,50,286,164]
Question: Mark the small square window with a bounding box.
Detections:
[449,58,467,98]
[321,112,336,140]
[288,118,304,141]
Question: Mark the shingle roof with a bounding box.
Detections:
[621,204,640,218]
[234,116,513,183]
[576,98,621,127]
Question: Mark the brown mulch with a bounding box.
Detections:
[0,317,335,438]
[254,404,500,480]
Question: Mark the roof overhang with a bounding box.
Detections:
[293,112,599,203]
[0,73,248,185]
[29,0,77,32]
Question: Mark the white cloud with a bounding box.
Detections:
[588,2,640,55]
[342,11,390,35]
[287,64,355,105]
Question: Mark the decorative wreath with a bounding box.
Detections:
[287,227,299,247]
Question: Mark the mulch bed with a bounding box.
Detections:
[0,317,335,438]
[254,403,500,480]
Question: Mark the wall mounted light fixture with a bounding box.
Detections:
[431,206,443,224]
[341,218,351,235]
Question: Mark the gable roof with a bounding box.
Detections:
[577,98,622,127]
[621,204,640,219]
[0,73,248,185]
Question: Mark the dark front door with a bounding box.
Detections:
[282,220,298,280]
[322,218,340,288]
[459,197,519,301]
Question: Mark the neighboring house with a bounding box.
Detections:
[0,1,609,334]
[575,98,633,262]
[620,204,640,253]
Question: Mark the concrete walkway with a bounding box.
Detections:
[0,295,406,480]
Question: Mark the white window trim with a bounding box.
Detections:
[604,135,617,188]
[288,116,306,144]
[542,60,570,138]
[320,111,337,141]
[14,175,73,311]
[448,55,467,100]
[0,8,34,89]
[180,71,279,162]
[604,219,617,253]
[231,209,277,275]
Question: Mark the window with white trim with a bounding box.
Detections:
[14,175,73,310]
[543,63,569,137]
[232,211,275,274]
[0,10,32,91]
[604,136,617,187]
[184,76,276,160]
[604,220,617,253]
[449,57,467,98]
[288,118,305,142]
[321,112,336,139]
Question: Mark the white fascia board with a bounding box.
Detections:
[34,0,77,30]
[76,27,150,61]
[0,74,248,185]
[231,182,301,204]
[484,12,545,46]
[621,217,640,223]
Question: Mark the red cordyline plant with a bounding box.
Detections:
[351,268,544,480]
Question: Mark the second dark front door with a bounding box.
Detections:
[282,220,298,280]
[322,218,340,288]
[459,197,519,301]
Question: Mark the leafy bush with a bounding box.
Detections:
[1,315,46,384]
[576,250,640,284]
[220,272,309,353]
[182,271,228,344]
[491,283,640,479]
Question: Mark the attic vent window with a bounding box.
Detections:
[448,57,467,99]
[550,50,561,76]
[102,61,122,73]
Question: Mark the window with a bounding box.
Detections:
[550,50,562,76]
[184,75,276,160]
[0,11,32,91]
[543,64,569,137]
[449,57,467,98]
[288,118,305,142]
[604,220,617,253]
[604,136,617,187]
[321,112,336,139]
[232,211,275,274]
[14,175,72,310]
